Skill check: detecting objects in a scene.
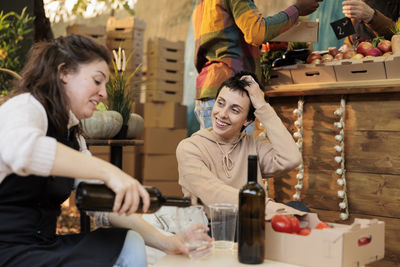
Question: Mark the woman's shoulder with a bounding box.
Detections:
[1,93,44,111]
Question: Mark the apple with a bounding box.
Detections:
[321,53,334,63]
[311,58,322,64]
[306,53,321,64]
[365,47,383,57]
[351,53,364,59]
[377,40,392,53]
[334,52,344,61]
[383,51,393,56]
[328,47,339,57]
[343,49,357,59]
[365,55,374,59]
[357,41,373,56]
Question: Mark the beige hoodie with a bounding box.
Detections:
[176,103,301,207]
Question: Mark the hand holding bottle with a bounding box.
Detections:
[102,166,150,215]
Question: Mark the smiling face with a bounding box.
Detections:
[212,86,251,142]
[61,60,109,120]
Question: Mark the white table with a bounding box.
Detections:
[151,247,301,267]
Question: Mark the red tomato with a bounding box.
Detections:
[289,216,300,233]
[297,227,311,236]
[315,222,331,230]
[271,214,292,233]
[358,236,371,246]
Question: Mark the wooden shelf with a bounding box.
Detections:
[265,78,400,97]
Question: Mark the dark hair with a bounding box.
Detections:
[216,71,265,123]
[15,34,111,137]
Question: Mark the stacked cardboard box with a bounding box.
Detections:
[66,24,107,46]
[106,16,146,93]
[139,38,187,196]
[146,38,185,103]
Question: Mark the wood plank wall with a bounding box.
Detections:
[267,93,400,267]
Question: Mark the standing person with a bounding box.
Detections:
[193,0,323,131]
[0,34,211,267]
[342,0,400,43]
[177,71,306,214]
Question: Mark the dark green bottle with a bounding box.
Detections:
[238,155,266,264]
[75,182,191,213]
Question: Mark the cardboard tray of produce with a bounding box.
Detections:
[333,57,387,82]
[384,54,400,79]
[290,63,337,84]
[265,213,385,267]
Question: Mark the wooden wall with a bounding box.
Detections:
[268,93,400,267]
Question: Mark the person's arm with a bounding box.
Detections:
[229,0,322,45]
[342,0,395,40]
[108,213,211,255]
[176,140,239,206]
[240,75,301,177]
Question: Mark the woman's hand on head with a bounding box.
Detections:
[103,166,150,216]
[240,75,266,109]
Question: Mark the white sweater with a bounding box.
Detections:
[0,93,90,184]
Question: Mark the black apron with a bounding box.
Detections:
[0,122,128,267]
[351,0,400,42]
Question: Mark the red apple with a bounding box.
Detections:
[351,53,364,59]
[357,41,373,56]
[306,53,321,64]
[343,49,357,59]
[321,53,334,63]
[328,47,339,57]
[365,47,383,57]
[377,40,392,53]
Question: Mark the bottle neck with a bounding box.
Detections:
[161,196,191,207]
[248,156,258,183]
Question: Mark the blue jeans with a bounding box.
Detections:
[194,99,254,134]
[114,230,147,267]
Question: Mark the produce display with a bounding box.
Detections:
[270,214,332,236]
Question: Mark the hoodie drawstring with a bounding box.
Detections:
[215,141,239,178]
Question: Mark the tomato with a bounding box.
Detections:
[358,236,371,246]
[262,42,288,52]
[315,222,331,230]
[289,216,300,233]
[297,227,311,236]
[271,214,292,233]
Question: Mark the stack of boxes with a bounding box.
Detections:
[140,38,187,196]
[106,16,146,93]
[66,24,107,46]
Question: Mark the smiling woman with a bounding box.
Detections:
[0,34,212,266]
[177,71,303,215]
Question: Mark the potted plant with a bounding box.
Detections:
[0,7,34,100]
[107,47,142,139]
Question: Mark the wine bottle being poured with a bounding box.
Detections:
[75,182,191,213]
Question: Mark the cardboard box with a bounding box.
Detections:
[384,55,400,79]
[268,68,293,85]
[291,63,337,84]
[142,154,179,181]
[143,128,187,154]
[143,180,183,196]
[145,88,183,103]
[334,58,387,82]
[66,24,107,46]
[144,102,187,129]
[271,21,319,43]
[265,213,385,267]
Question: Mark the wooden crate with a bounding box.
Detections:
[107,16,146,32]
[66,24,107,46]
[145,89,183,103]
[147,38,184,59]
[146,79,183,93]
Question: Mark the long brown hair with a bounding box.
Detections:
[15,34,110,137]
